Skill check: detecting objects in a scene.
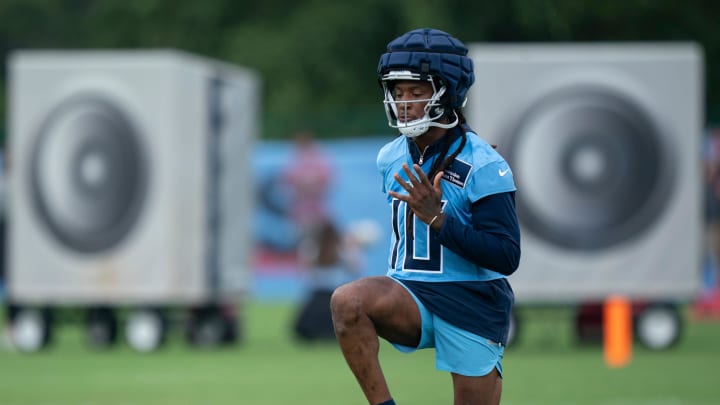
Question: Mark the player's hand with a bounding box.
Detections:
[388,163,444,226]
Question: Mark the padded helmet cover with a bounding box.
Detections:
[377,28,475,109]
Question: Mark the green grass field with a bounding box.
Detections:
[1,303,719,405]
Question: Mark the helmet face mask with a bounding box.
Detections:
[377,28,474,138]
[381,70,453,138]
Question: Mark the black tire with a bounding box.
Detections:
[186,304,239,347]
[85,307,118,349]
[574,302,604,345]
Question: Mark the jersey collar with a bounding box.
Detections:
[406,125,463,165]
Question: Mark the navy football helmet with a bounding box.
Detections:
[378,28,475,137]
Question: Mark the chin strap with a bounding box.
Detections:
[400,111,459,138]
[428,111,459,130]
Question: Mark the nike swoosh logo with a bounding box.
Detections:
[498,168,510,177]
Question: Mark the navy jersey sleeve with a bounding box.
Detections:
[436,191,521,275]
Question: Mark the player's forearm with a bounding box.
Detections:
[436,214,520,275]
[436,192,520,275]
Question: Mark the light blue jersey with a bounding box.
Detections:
[377,130,516,282]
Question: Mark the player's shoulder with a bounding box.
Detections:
[462,126,507,170]
[460,126,515,193]
[377,135,406,172]
[378,134,406,156]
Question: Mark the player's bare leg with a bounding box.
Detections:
[330,276,421,405]
[451,369,502,405]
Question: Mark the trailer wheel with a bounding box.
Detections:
[634,303,682,350]
[125,308,167,353]
[85,307,118,349]
[186,304,237,347]
[10,307,53,352]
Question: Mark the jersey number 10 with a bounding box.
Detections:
[390,199,444,272]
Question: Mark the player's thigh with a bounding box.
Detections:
[451,369,502,405]
[331,276,421,346]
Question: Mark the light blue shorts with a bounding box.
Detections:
[390,278,504,377]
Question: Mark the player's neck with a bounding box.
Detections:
[413,126,449,151]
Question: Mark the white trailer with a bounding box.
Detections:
[466,43,704,349]
[6,50,259,352]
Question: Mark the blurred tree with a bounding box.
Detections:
[221,0,400,138]
[0,0,718,141]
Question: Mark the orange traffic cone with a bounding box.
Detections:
[603,295,632,368]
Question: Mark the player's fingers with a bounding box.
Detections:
[433,171,444,197]
[388,190,408,202]
[413,164,433,187]
[402,164,421,187]
[393,173,413,192]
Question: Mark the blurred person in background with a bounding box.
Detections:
[282,129,333,236]
[330,28,521,405]
[254,130,334,271]
[292,219,366,342]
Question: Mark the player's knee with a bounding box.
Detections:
[330,284,362,328]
